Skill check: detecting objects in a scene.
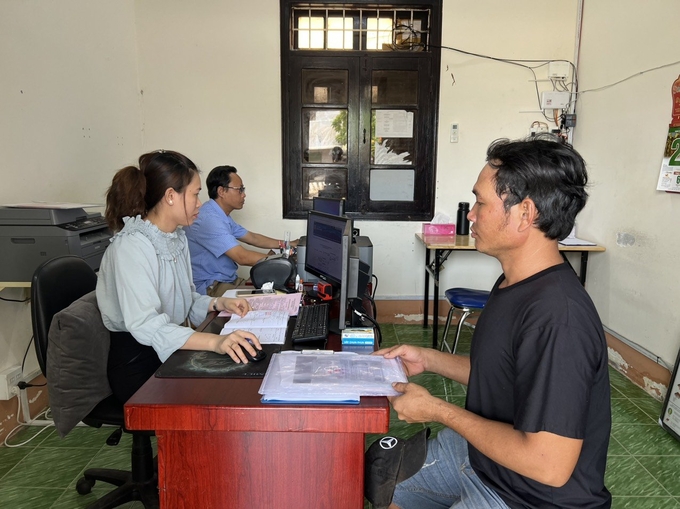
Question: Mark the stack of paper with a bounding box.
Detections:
[220,309,289,345]
[219,292,302,316]
[558,236,596,246]
[258,351,408,404]
[558,227,596,246]
[218,294,304,345]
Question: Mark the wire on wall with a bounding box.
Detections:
[399,23,680,141]
[398,24,579,134]
[0,295,30,303]
[577,59,680,95]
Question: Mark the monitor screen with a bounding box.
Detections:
[312,197,345,216]
[304,211,351,286]
[304,211,354,331]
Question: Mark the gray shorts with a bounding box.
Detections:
[392,428,509,509]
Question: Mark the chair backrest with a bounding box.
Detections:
[250,255,297,291]
[31,255,98,377]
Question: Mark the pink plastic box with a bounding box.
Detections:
[422,223,456,235]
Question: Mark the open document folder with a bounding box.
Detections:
[219,291,302,316]
[218,293,303,345]
[258,351,408,404]
[220,309,289,345]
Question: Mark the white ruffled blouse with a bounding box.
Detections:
[96,216,211,362]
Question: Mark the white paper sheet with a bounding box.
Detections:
[219,292,302,316]
[220,310,289,344]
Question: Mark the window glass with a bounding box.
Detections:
[394,11,429,50]
[327,15,354,49]
[372,71,418,105]
[371,109,416,165]
[370,169,415,201]
[302,109,348,164]
[365,15,394,50]
[292,7,430,52]
[302,70,348,105]
[303,168,348,200]
[297,15,325,49]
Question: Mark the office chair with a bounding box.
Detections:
[439,288,490,354]
[31,255,158,509]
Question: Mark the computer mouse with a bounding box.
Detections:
[244,341,267,362]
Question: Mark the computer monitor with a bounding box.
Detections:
[304,211,353,331]
[312,196,345,216]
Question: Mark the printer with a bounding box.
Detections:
[0,207,112,282]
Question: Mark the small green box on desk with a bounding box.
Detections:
[341,327,375,345]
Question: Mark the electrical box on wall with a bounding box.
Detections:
[548,61,570,80]
[540,91,570,110]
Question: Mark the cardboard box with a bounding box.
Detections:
[422,223,456,235]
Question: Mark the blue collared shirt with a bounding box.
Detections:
[185,199,248,294]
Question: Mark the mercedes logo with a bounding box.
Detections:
[379,437,399,450]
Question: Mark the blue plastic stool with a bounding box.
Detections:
[440,288,490,353]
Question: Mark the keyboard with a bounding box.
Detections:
[291,303,330,343]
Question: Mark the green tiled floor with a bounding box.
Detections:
[1,324,679,509]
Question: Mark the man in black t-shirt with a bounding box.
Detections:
[377,135,611,509]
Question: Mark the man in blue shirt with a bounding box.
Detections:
[185,166,295,296]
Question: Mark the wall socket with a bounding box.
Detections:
[0,365,23,400]
[450,123,459,143]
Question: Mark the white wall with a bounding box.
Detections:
[0,0,142,373]
[132,0,300,262]
[573,0,680,365]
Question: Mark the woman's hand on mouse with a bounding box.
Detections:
[215,330,262,363]
[217,297,252,317]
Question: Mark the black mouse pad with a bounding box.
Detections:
[155,344,282,379]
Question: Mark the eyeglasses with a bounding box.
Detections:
[224,186,246,195]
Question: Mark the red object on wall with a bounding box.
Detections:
[672,74,680,127]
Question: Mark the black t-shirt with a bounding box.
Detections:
[467,263,611,509]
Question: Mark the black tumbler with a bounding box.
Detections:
[456,202,470,235]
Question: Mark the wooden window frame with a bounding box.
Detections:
[280,0,442,221]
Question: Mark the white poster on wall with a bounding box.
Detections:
[657,126,680,193]
[375,110,414,138]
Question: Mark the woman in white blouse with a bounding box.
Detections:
[96,150,262,402]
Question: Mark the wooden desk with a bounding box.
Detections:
[124,313,390,509]
[415,233,606,349]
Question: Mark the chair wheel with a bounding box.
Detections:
[76,477,95,495]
